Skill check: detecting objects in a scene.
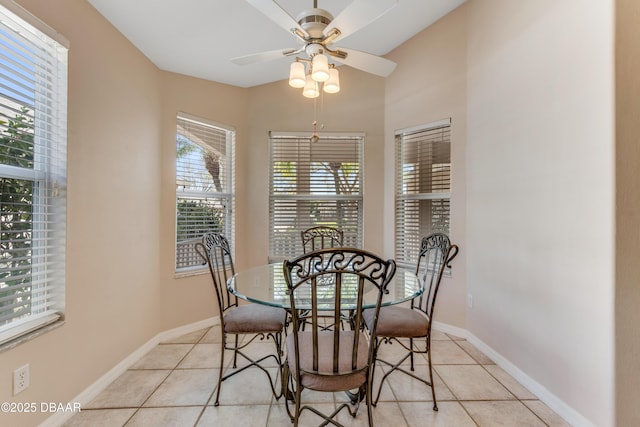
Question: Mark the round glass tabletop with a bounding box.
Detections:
[228,263,422,310]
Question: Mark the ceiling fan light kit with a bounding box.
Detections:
[289,54,339,97]
[323,68,340,93]
[303,74,320,98]
[236,0,399,99]
[311,53,329,81]
[288,61,306,88]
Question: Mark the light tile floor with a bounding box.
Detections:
[63,327,571,426]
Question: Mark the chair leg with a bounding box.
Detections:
[233,334,239,368]
[286,373,353,427]
[272,331,283,400]
[427,340,438,411]
[366,374,374,427]
[293,380,302,427]
[409,337,415,371]
[283,362,295,404]
[217,332,285,404]
[223,334,284,399]
[369,338,381,406]
[372,337,442,408]
[215,336,225,406]
[372,350,411,405]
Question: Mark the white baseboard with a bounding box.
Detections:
[432,320,594,427]
[39,317,218,427]
[463,330,594,427]
[432,320,467,338]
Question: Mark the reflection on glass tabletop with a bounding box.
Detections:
[228,263,422,310]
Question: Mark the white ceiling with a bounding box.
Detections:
[87,0,465,88]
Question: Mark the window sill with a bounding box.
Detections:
[0,319,66,354]
[174,267,208,279]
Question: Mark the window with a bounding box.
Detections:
[0,3,68,345]
[395,119,451,267]
[175,113,235,272]
[269,132,363,261]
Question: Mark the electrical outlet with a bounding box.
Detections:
[467,293,473,308]
[13,364,29,395]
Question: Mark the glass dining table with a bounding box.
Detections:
[227,262,422,403]
[227,262,423,310]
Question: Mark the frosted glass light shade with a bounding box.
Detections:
[311,54,330,82]
[323,68,340,93]
[302,74,319,98]
[288,62,306,88]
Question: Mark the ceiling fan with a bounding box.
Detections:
[232,0,398,79]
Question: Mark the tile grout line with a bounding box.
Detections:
[64,328,565,426]
[128,327,213,427]
[451,338,551,427]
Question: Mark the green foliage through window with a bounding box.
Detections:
[175,115,234,270]
[0,110,35,324]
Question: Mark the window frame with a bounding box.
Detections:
[0,0,68,347]
[175,113,235,274]
[268,131,364,262]
[394,118,452,269]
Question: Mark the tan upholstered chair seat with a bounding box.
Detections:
[286,330,369,392]
[224,304,287,334]
[364,306,429,338]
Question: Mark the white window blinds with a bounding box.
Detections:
[176,113,235,271]
[0,2,68,345]
[269,132,363,261]
[395,119,451,267]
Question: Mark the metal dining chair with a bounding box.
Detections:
[282,248,396,427]
[195,233,287,406]
[300,226,345,331]
[364,233,459,410]
[300,226,344,253]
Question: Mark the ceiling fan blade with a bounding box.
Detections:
[323,0,397,41]
[246,0,309,40]
[231,48,298,66]
[333,48,397,77]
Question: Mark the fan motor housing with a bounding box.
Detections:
[296,8,333,39]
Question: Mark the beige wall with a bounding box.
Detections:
[0,1,166,425]
[384,5,468,330]
[465,0,614,426]
[615,0,640,425]
[0,1,627,426]
[158,72,249,330]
